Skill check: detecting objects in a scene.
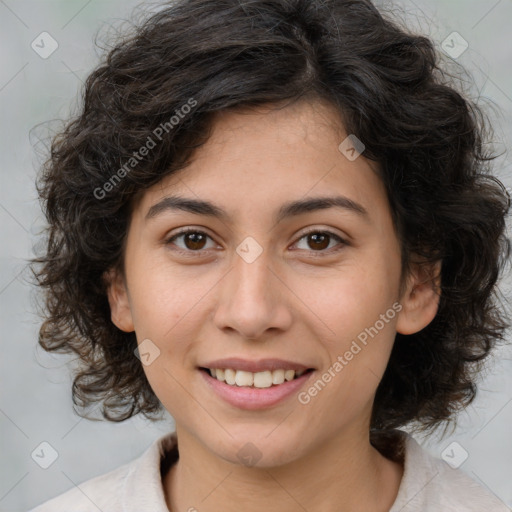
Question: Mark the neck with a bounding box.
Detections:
[163,424,404,512]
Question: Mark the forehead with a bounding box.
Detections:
[134,99,387,223]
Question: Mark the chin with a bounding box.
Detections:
[208,430,306,469]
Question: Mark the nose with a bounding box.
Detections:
[213,248,293,340]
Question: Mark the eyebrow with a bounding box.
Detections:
[145,194,369,224]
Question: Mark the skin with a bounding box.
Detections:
[107,99,440,512]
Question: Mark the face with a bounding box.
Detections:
[107,99,439,468]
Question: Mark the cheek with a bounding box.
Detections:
[299,317,397,430]
[300,261,398,339]
[296,261,399,396]
[127,253,212,336]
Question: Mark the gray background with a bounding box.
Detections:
[0,0,511,510]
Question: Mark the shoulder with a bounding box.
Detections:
[27,460,133,512]
[390,431,511,512]
[27,431,178,512]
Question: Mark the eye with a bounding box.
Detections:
[292,229,347,254]
[165,227,347,256]
[165,228,218,254]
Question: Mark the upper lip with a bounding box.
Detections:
[199,358,314,373]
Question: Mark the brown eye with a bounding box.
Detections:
[166,229,215,253]
[182,232,207,250]
[307,232,330,250]
[294,230,346,253]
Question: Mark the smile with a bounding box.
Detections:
[202,367,310,388]
[198,367,315,410]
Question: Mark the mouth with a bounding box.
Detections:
[198,363,316,410]
[198,367,315,388]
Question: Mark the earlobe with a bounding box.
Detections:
[396,260,441,335]
[104,267,135,333]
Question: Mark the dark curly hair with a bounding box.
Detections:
[31,0,510,444]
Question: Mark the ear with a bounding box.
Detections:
[104,267,135,333]
[396,259,441,335]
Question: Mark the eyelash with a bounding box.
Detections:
[164,227,347,257]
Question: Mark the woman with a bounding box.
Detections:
[29,0,511,510]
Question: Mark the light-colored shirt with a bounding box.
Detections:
[28,430,510,512]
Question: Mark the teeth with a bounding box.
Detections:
[207,368,308,388]
[224,368,236,385]
[235,370,253,387]
[272,369,284,385]
[253,370,272,388]
[285,369,295,381]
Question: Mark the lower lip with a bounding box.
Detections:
[199,369,314,410]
